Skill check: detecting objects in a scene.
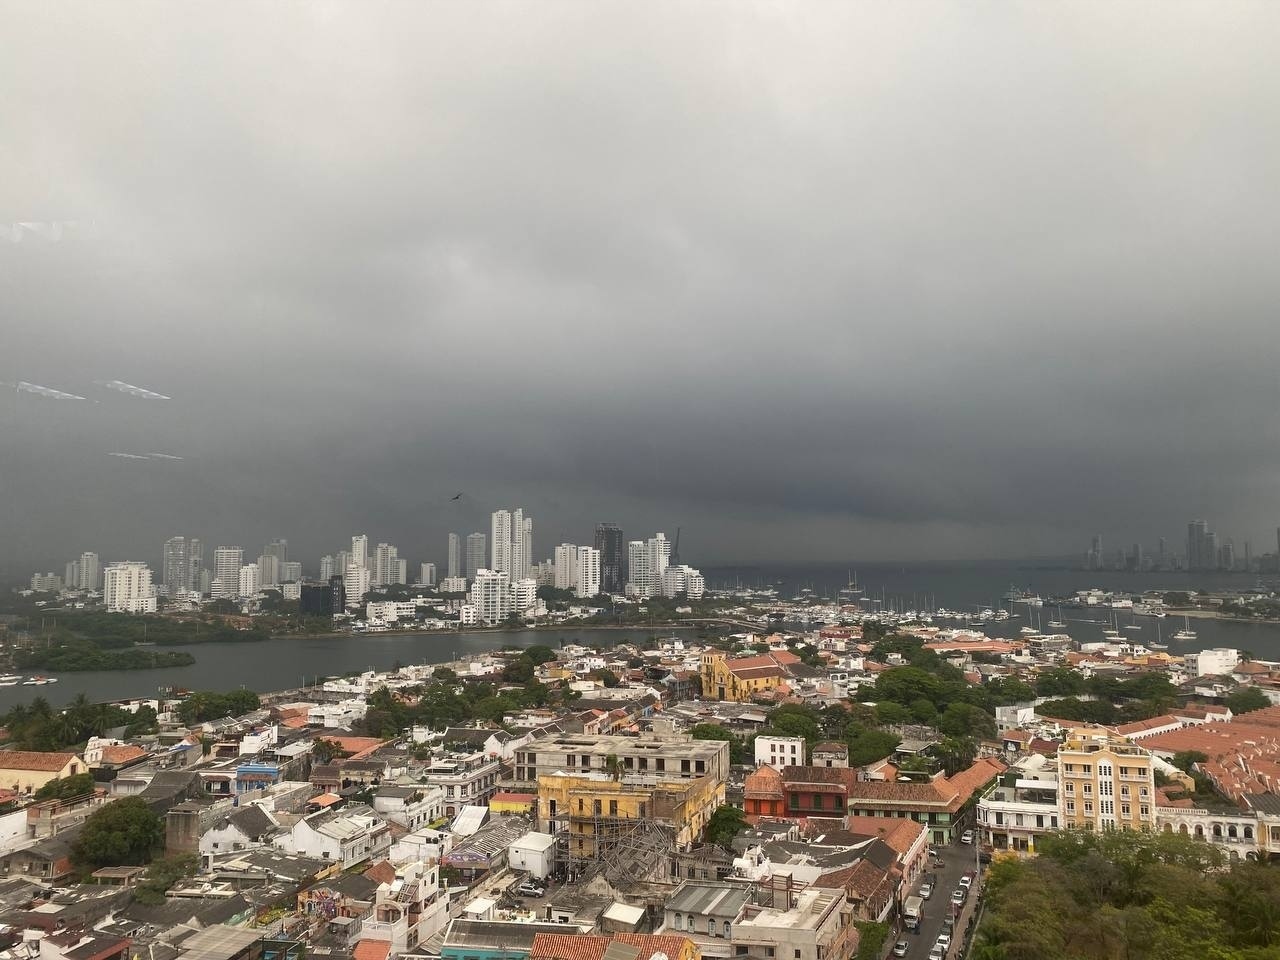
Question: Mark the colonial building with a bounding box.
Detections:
[1058,728,1156,831]
[698,650,800,702]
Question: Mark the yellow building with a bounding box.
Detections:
[1059,728,1155,831]
[0,752,85,795]
[490,791,537,816]
[698,650,796,702]
[538,769,725,857]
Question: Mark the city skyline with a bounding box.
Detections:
[6,5,1280,577]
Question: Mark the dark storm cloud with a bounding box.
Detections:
[4,0,1280,574]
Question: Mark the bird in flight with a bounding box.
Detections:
[451,492,464,501]
[95,380,171,400]
[147,453,185,460]
[4,380,87,400]
[107,452,151,460]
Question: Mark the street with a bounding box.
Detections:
[900,835,984,959]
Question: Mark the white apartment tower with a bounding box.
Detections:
[491,508,532,581]
[103,562,157,613]
[470,569,511,623]
[553,543,579,591]
[162,537,189,592]
[212,547,244,600]
[351,535,369,570]
[661,564,705,599]
[65,551,101,591]
[420,562,437,587]
[374,543,401,587]
[238,562,261,598]
[575,546,601,598]
[626,533,670,597]
[447,533,461,579]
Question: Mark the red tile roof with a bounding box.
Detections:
[531,933,692,960]
[0,751,79,772]
[99,745,147,765]
[353,941,390,960]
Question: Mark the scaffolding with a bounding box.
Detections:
[555,814,676,889]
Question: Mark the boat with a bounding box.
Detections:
[1103,630,1124,641]
[1149,641,1169,651]
[1124,624,1143,631]
[21,676,56,685]
[1172,616,1198,642]
[1019,626,1040,636]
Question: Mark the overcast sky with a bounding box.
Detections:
[3,1,1280,576]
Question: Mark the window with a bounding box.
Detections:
[708,918,715,936]
[1065,782,1074,793]
[1121,804,1130,817]
[724,921,731,938]
[593,800,601,816]
[674,914,682,931]
[1121,786,1130,797]
[1084,802,1092,813]
[1083,784,1092,795]
[609,800,617,816]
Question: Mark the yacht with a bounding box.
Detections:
[0,675,20,687]
[1172,616,1198,642]
[1047,605,1066,630]
[1133,602,1167,618]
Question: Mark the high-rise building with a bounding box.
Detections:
[259,539,288,587]
[553,543,579,591]
[103,562,157,613]
[1187,520,1214,571]
[1086,535,1103,571]
[594,523,626,594]
[465,532,486,581]
[300,576,345,616]
[64,551,101,591]
[511,577,538,616]
[212,547,244,599]
[30,572,63,592]
[238,563,261,598]
[625,533,670,597]
[162,537,190,592]
[189,539,204,592]
[447,533,461,580]
[575,546,601,598]
[490,508,531,580]
[420,562,437,586]
[319,555,338,581]
[661,564,705,599]
[344,561,371,606]
[280,561,302,582]
[373,543,401,587]
[1220,540,1236,571]
[470,569,511,623]
[351,535,369,570]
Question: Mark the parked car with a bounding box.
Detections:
[892,942,909,957]
[935,934,952,951]
[960,830,974,844]
[951,888,965,906]
[927,946,945,960]
[919,882,933,900]
[516,881,545,897]
[959,872,975,890]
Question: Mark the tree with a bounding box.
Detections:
[704,805,747,850]
[33,772,95,801]
[134,854,200,905]
[312,738,343,764]
[590,668,620,688]
[524,645,557,664]
[874,701,910,725]
[1226,685,1270,715]
[73,797,164,867]
[690,723,733,742]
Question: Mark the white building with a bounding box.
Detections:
[492,508,532,581]
[470,569,511,623]
[345,562,371,607]
[30,572,63,592]
[754,736,805,770]
[420,562,437,587]
[626,533,670,597]
[65,551,101,591]
[103,562,157,613]
[238,563,261,599]
[367,600,418,625]
[458,604,478,625]
[661,564,705,599]
[273,803,391,869]
[575,546,601,598]
[508,832,557,879]
[440,576,468,594]
[307,699,368,727]
[511,578,538,617]
[374,542,401,587]
[351,534,369,570]
[212,546,243,600]
[1184,648,1240,677]
[320,555,338,581]
[373,784,445,832]
[553,543,578,590]
[447,533,461,579]
[361,860,449,955]
[280,561,302,582]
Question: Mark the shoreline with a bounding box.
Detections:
[265,621,706,641]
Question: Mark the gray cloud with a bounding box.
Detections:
[4,1,1280,575]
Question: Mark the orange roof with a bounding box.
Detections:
[328,736,388,760]
[0,751,79,772]
[310,793,342,808]
[281,716,310,729]
[363,861,396,885]
[99,745,147,765]
[530,933,693,960]
[842,815,926,856]
[353,942,390,960]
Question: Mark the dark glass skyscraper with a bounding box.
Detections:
[595,522,626,594]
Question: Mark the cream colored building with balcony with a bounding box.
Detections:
[1059,728,1156,831]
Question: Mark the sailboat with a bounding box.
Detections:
[1172,615,1197,642]
[1103,609,1123,641]
[1047,605,1066,630]
[1149,618,1168,651]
